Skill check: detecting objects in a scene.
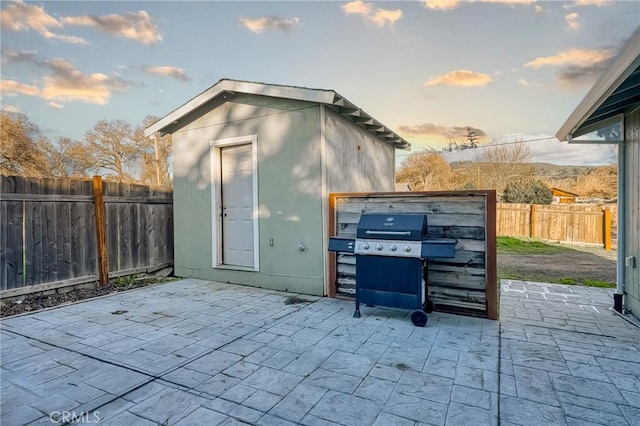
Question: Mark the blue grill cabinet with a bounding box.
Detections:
[329,213,456,326]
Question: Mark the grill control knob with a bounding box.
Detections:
[376,243,383,251]
[390,244,397,251]
[362,243,369,250]
[404,245,412,252]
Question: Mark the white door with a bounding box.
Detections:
[221,144,254,268]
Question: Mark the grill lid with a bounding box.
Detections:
[356,213,428,241]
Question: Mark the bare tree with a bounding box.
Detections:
[0,110,50,177]
[83,120,138,182]
[133,116,172,187]
[573,165,617,199]
[39,137,91,178]
[475,140,533,197]
[396,152,453,191]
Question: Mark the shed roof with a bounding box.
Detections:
[145,79,410,150]
[556,27,640,141]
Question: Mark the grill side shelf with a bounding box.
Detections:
[328,237,355,253]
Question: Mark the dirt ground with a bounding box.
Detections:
[498,245,617,284]
[0,277,175,318]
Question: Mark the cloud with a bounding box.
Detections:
[0,0,88,44]
[63,10,162,45]
[47,101,63,109]
[238,16,300,34]
[342,1,372,15]
[565,13,581,31]
[40,59,129,105]
[557,61,611,88]
[534,5,546,13]
[524,48,613,88]
[142,66,190,81]
[370,9,402,26]
[425,70,493,87]
[423,0,536,11]
[564,0,613,9]
[398,123,486,141]
[1,48,129,105]
[342,1,402,27]
[517,78,542,87]
[0,79,40,96]
[524,48,612,68]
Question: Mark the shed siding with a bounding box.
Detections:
[323,107,395,193]
[624,107,640,316]
[172,96,325,295]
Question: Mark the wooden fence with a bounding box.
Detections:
[496,202,615,249]
[329,191,497,320]
[0,175,173,294]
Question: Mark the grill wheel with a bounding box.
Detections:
[410,310,428,327]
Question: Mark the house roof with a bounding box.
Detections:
[145,79,410,150]
[552,188,579,197]
[556,26,640,141]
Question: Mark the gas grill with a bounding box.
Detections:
[329,213,456,326]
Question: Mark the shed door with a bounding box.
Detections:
[221,144,254,268]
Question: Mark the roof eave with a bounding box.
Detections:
[556,27,640,142]
[144,79,411,150]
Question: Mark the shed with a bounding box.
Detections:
[551,187,578,204]
[556,26,640,319]
[145,79,409,296]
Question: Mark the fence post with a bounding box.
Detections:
[93,176,109,285]
[603,208,612,251]
[530,204,537,238]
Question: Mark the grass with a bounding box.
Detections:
[583,279,617,288]
[497,236,575,255]
[497,270,616,288]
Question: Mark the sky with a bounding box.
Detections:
[1,0,638,167]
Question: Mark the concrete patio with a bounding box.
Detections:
[1,279,638,425]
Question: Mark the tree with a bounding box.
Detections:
[475,140,533,196]
[83,120,138,182]
[502,178,553,204]
[396,152,453,191]
[0,110,50,177]
[460,126,482,149]
[573,165,617,199]
[133,116,172,187]
[39,137,91,178]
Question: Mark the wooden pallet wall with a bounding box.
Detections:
[329,191,497,319]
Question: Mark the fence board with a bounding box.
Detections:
[497,202,613,247]
[25,201,42,286]
[0,200,6,287]
[1,175,173,292]
[4,200,23,289]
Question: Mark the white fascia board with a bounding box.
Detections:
[556,27,640,142]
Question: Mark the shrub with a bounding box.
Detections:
[502,178,553,204]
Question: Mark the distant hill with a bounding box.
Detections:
[450,161,600,179]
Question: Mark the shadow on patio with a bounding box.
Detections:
[1,279,638,425]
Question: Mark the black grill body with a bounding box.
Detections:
[329,213,456,326]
